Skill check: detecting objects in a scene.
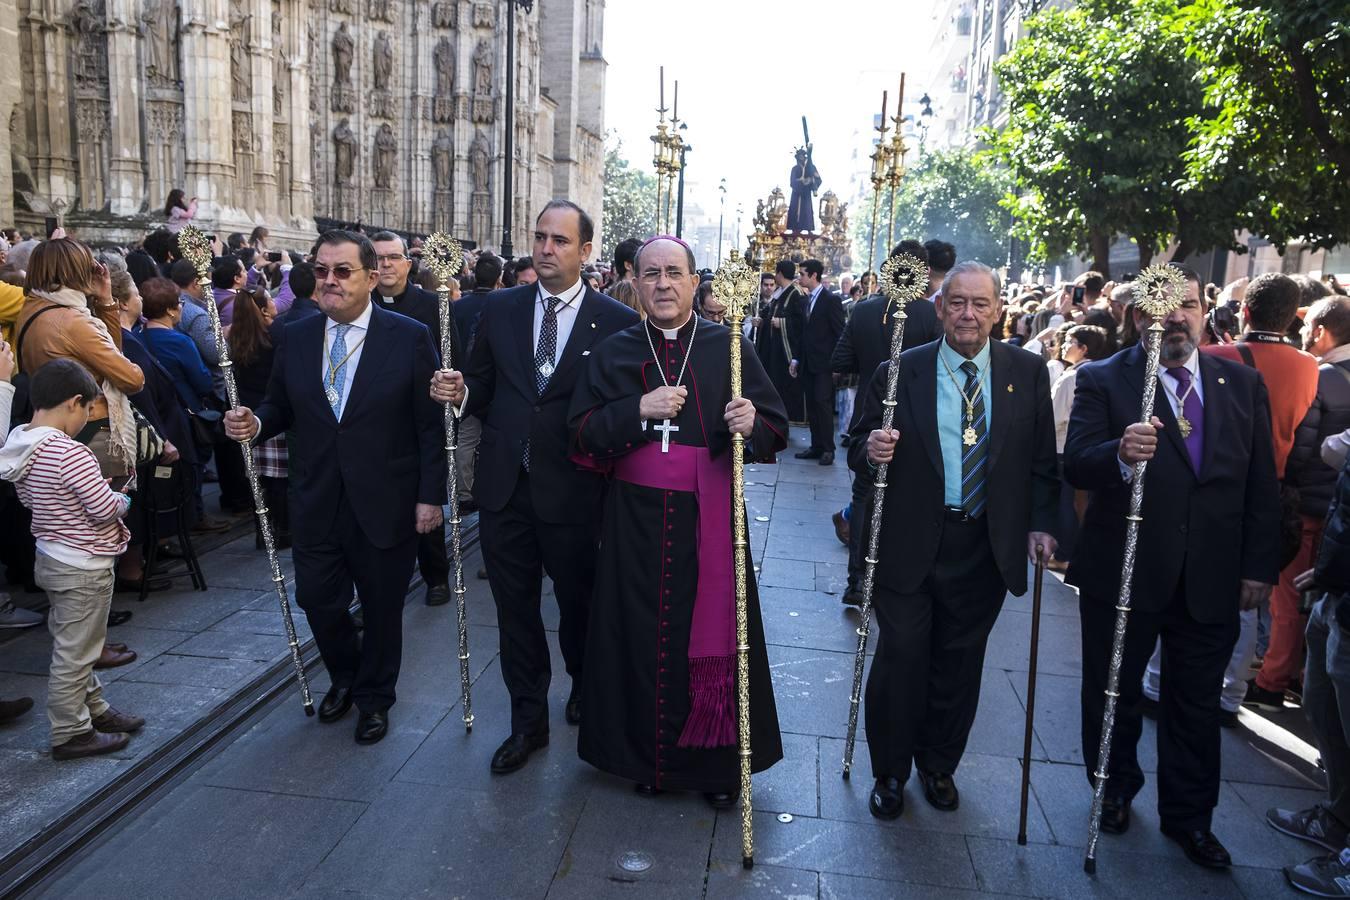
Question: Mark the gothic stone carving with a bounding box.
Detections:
[367,0,394,23]
[472,2,494,28]
[272,6,286,117]
[330,22,355,113]
[432,1,456,28]
[229,0,253,104]
[372,122,396,189]
[332,117,356,185]
[432,37,454,123]
[329,0,354,13]
[369,31,394,117]
[432,129,452,191]
[471,40,494,124]
[71,0,109,85]
[140,0,180,87]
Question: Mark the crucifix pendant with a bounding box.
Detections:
[1177,415,1193,439]
[962,426,978,447]
[653,418,679,453]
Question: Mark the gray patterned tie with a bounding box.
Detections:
[523,296,562,470]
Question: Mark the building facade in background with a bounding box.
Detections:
[0,0,606,252]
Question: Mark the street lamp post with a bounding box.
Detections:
[676,124,691,238]
[500,0,533,259]
[716,178,727,261]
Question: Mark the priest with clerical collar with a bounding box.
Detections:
[567,235,787,808]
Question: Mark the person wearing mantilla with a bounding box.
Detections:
[567,236,787,808]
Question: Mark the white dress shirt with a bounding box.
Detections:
[532,278,586,365]
[806,284,822,317]
[322,300,372,419]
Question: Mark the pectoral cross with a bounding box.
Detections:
[653,418,679,453]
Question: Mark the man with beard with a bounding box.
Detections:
[1065,265,1279,869]
[567,235,786,806]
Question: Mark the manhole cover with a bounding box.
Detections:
[777,813,794,823]
[617,851,654,873]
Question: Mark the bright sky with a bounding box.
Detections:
[604,1,936,254]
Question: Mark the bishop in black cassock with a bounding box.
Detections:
[567,236,787,801]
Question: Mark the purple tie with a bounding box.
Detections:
[1168,367,1204,472]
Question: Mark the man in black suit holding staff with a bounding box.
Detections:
[431,201,639,775]
[850,259,1058,821]
[1065,265,1279,869]
[225,229,446,746]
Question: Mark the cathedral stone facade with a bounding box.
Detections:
[1,0,606,252]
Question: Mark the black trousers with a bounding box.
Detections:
[802,367,835,452]
[1079,588,1238,831]
[865,515,1006,781]
[292,488,418,714]
[213,433,252,512]
[417,525,449,588]
[846,474,871,592]
[479,470,598,736]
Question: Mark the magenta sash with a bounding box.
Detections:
[613,442,736,748]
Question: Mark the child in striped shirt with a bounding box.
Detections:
[0,360,146,760]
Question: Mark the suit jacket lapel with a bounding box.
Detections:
[905,342,943,480]
[544,288,602,399]
[341,304,389,419]
[1125,344,1191,467]
[987,342,1013,471]
[1197,353,1223,480]
[296,314,327,419]
[512,287,537,396]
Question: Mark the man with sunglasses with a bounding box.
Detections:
[431,201,638,776]
[370,230,462,608]
[225,230,446,746]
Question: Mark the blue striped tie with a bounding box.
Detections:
[960,360,988,517]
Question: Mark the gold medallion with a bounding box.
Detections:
[963,426,978,446]
[1177,415,1192,439]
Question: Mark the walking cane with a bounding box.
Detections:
[178,226,314,716]
[714,253,763,869]
[425,233,473,733]
[1083,266,1186,874]
[841,253,929,779]
[1018,544,1047,846]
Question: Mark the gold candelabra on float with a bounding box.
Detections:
[649,69,685,233]
[884,73,909,256]
[712,251,764,870]
[866,89,891,278]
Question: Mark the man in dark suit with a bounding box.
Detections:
[370,230,464,608]
[831,246,943,606]
[432,201,639,775]
[756,260,806,422]
[449,253,504,509]
[791,258,846,464]
[1065,266,1279,869]
[850,260,1058,821]
[225,230,446,746]
[269,261,319,339]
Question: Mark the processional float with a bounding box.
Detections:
[1083,265,1187,873]
[840,252,930,779]
[178,225,315,716]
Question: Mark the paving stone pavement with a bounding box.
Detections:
[3,427,1328,898]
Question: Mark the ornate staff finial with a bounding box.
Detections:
[424,232,464,289]
[1132,264,1187,318]
[879,252,928,306]
[178,225,212,276]
[713,252,758,324]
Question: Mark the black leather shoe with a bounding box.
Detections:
[490,732,549,775]
[1101,796,1131,834]
[565,692,581,726]
[794,449,823,460]
[355,710,388,745]
[634,782,665,796]
[841,590,864,607]
[351,607,364,630]
[425,583,451,607]
[1160,825,1231,869]
[870,777,904,820]
[819,451,835,466]
[318,685,354,723]
[703,791,738,810]
[918,770,959,811]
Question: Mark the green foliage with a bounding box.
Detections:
[987,0,1237,277]
[1175,0,1350,249]
[852,149,1013,268]
[601,138,657,252]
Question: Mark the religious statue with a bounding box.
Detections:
[432,129,453,191]
[140,0,179,85]
[331,22,354,86]
[372,31,393,91]
[229,0,252,103]
[470,132,490,194]
[70,0,108,85]
[272,12,287,117]
[787,147,821,233]
[332,117,356,185]
[373,123,397,189]
[434,37,455,99]
[472,41,493,97]
[766,187,788,236]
